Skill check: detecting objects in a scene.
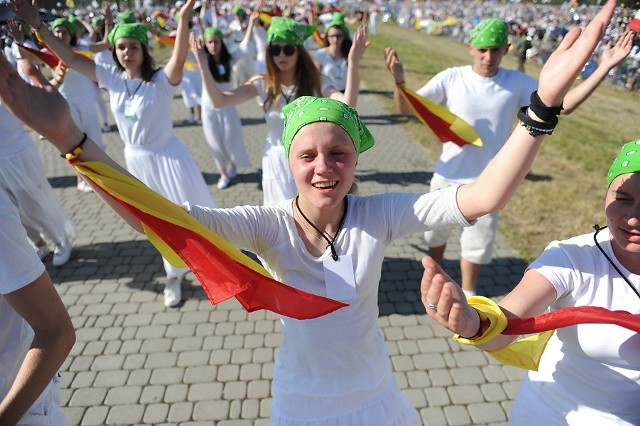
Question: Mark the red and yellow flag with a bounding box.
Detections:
[73,161,347,319]
[155,34,176,48]
[16,43,60,68]
[397,84,482,147]
[312,30,328,48]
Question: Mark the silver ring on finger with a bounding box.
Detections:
[427,302,437,312]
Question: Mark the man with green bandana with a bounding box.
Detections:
[386,18,633,297]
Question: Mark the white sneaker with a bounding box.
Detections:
[77,180,93,193]
[228,164,237,179]
[217,175,231,189]
[35,245,51,260]
[52,241,73,266]
[164,276,183,307]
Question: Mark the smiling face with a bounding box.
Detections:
[114,38,144,73]
[289,121,357,213]
[605,173,640,272]
[468,45,508,77]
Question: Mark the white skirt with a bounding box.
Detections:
[271,374,420,426]
[0,146,77,244]
[201,102,251,173]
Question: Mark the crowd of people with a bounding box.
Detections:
[0,0,638,424]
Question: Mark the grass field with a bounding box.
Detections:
[358,23,640,261]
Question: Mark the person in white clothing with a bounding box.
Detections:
[0,2,617,420]
[314,12,351,92]
[11,0,217,308]
[193,25,251,189]
[386,17,634,297]
[192,16,367,205]
[0,188,75,425]
[421,139,640,425]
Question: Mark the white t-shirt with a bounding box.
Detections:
[511,229,640,425]
[314,48,347,92]
[417,66,537,183]
[0,189,44,399]
[189,187,469,404]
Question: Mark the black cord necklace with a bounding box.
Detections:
[593,224,640,300]
[295,196,348,261]
[281,85,297,105]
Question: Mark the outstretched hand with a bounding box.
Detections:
[420,256,480,338]
[537,0,617,107]
[347,26,369,63]
[599,30,634,69]
[384,47,405,84]
[189,31,206,63]
[8,0,40,29]
[0,52,81,150]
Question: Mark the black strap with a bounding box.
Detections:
[295,196,348,261]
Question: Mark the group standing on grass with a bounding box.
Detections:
[0,0,638,424]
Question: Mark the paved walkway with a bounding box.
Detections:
[37,89,528,425]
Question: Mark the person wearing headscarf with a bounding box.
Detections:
[191,15,368,205]
[195,25,252,189]
[386,17,634,298]
[314,12,352,92]
[422,140,640,425]
[11,0,217,308]
[2,2,618,414]
[48,17,106,193]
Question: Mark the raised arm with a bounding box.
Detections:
[384,46,413,115]
[164,0,197,84]
[329,25,368,107]
[189,31,257,108]
[10,0,97,81]
[562,29,634,114]
[0,50,144,232]
[456,0,617,222]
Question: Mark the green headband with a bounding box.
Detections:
[108,23,149,46]
[607,140,640,187]
[204,26,224,40]
[471,18,509,48]
[50,18,75,35]
[282,96,375,157]
[267,17,316,45]
[325,12,349,37]
[118,11,137,24]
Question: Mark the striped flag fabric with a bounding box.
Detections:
[397,84,483,147]
[73,161,347,320]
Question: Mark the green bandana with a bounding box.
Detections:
[50,18,75,36]
[471,18,509,48]
[282,96,375,157]
[108,23,149,47]
[92,17,105,27]
[203,26,224,40]
[325,12,349,38]
[118,11,137,24]
[607,140,640,187]
[233,5,246,17]
[267,17,316,45]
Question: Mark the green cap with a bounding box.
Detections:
[50,18,75,35]
[203,26,224,40]
[108,22,149,46]
[325,12,349,38]
[470,18,509,48]
[282,96,374,157]
[607,140,640,187]
[233,5,246,17]
[267,17,315,45]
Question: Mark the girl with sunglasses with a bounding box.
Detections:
[190,16,368,206]
[0,1,617,423]
[314,12,352,92]
[10,0,217,308]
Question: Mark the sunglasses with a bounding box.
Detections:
[269,44,297,57]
